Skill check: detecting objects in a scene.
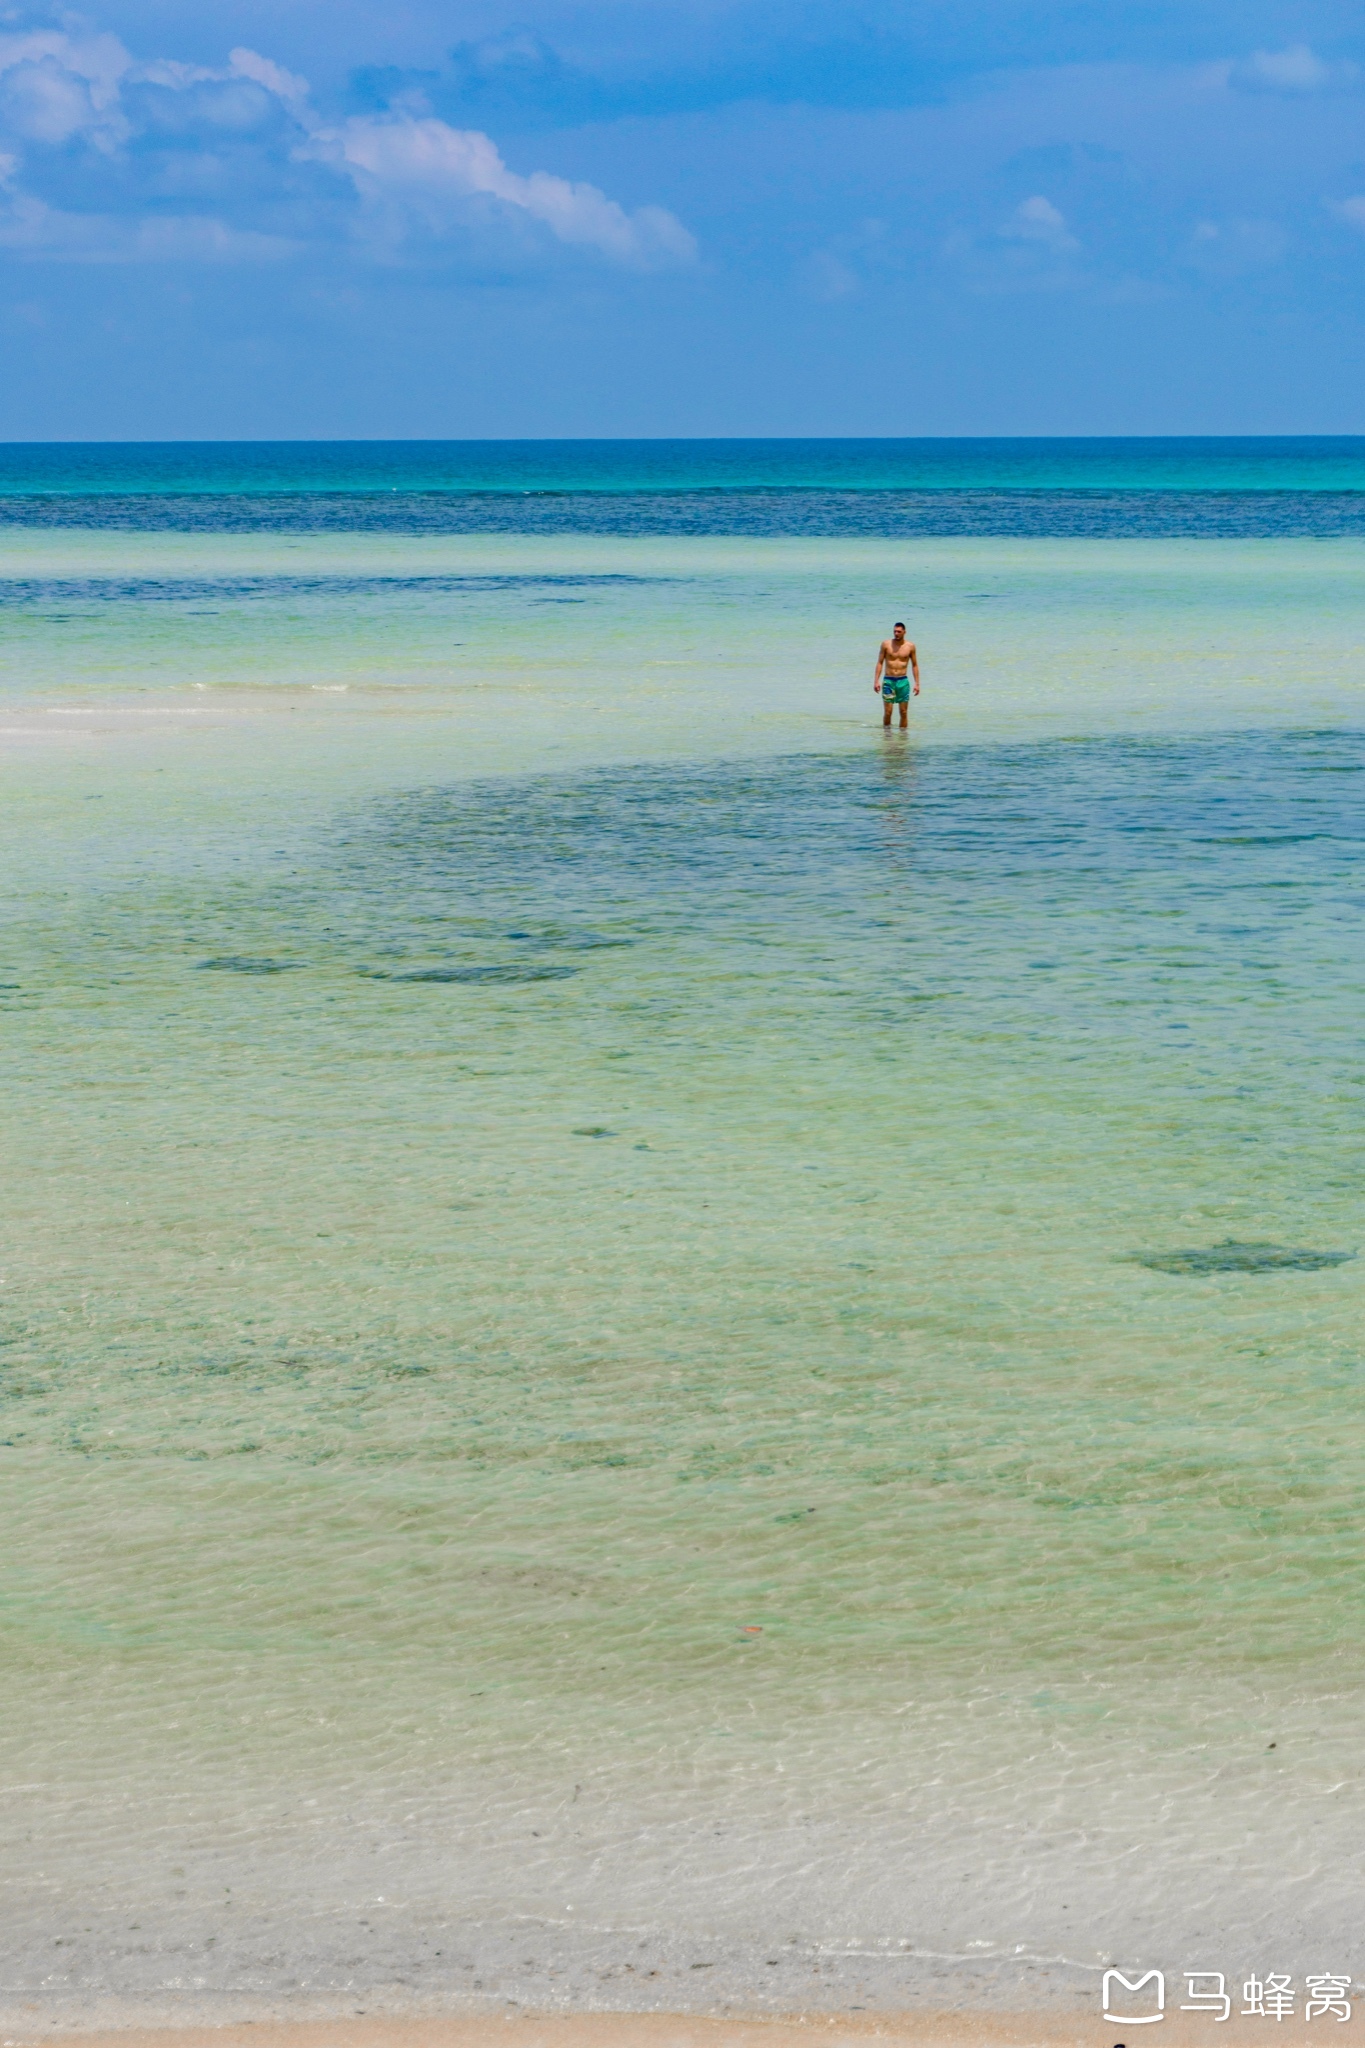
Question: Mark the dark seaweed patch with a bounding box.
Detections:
[1127,1240,1355,1276]
[1,571,666,605]
[503,929,633,951]
[1195,834,1328,847]
[367,963,578,984]
[196,956,304,974]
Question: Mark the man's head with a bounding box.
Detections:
[892,621,906,639]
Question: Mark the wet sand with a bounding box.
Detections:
[0,2013,1283,2048]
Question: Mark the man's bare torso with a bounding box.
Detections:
[880,635,915,676]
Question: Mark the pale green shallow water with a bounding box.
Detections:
[1,527,1364,2017]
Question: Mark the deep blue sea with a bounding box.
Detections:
[4,436,1365,534]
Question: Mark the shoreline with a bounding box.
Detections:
[0,2006,1314,2048]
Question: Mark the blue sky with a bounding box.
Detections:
[2,0,1364,437]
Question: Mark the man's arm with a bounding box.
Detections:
[909,643,921,695]
[874,640,886,692]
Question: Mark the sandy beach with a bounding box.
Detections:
[0,2018,1050,2048]
[2,2013,1311,2048]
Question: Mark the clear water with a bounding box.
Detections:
[7,437,1365,538]
[1,449,1363,2020]
[6,435,1365,495]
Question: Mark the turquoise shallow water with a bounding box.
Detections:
[5,435,1365,495]
[7,437,1365,537]
[1,459,1364,2018]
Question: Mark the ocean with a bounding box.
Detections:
[1,442,1362,2025]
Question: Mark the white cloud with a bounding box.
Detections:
[0,29,130,148]
[803,247,859,299]
[943,193,1082,295]
[227,47,310,110]
[1229,44,1352,93]
[1185,216,1288,274]
[797,218,890,301]
[0,27,129,106]
[0,192,296,260]
[0,23,694,270]
[1,58,98,142]
[1003,194,1079,253]
[320,113,695,268]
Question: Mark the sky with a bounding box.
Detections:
[1,0,1364,437]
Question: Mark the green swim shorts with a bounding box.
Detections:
[881,677,910,705]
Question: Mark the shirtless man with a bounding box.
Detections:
[874,622,920,728]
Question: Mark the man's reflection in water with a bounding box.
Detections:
[873,731,919,873]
